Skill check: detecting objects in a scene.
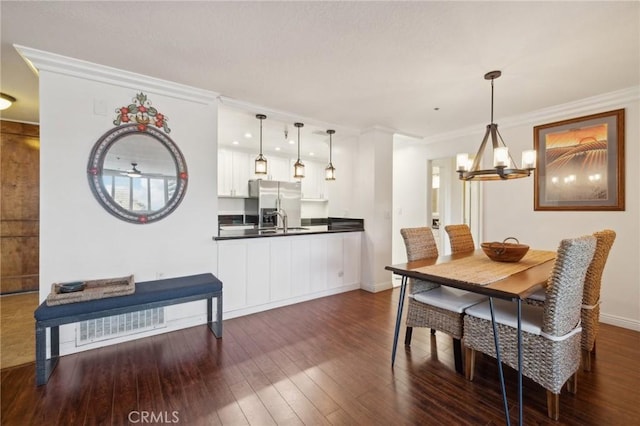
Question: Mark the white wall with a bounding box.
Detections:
[392,137,428,265]
[423,88,640,330]
[26,47,220,354]
[356,129,394,292]
[326,134,358,218]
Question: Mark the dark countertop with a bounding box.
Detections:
[214,225,364,241]
[214,218,364,241]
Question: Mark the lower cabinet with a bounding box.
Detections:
[217,232,362,317]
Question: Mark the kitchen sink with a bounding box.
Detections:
[258,230,278,234]
[257,227,309,232]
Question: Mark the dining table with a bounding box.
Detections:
[386,248,556,426]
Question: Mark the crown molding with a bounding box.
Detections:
[14,44,219,105]
[424,86,640,144]
[219,95,361,136]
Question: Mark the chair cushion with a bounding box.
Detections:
[464,298,544,335]
[527,287,546,302]
[412,287,486,313]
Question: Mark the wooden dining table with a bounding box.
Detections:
[386,248,556,426]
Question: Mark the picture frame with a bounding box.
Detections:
[534,109,625,211]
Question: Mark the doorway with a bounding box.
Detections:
[1,120,40,368]
[428,157,482,253]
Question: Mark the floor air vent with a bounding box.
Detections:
[76,307,166,346]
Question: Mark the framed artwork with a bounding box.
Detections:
[534,109,625,211]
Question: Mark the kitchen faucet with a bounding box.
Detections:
[267,209,288,233]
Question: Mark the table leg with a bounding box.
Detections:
[517,298,523,425]
[489,297,511,426]
[391,275,408,367]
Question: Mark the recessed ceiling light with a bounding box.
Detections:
[309,152,315,156]
[244,132,252,138]
[0,93,16,110]
[288,140,295,145]
[232,140,239,145]
[275,147,281,151]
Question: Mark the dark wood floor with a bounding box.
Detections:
[2,288,639,425]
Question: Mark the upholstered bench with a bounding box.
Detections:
[34,273,223,386]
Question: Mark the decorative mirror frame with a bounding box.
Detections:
[87,123,188,224]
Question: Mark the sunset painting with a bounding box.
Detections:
[543,123,608,202]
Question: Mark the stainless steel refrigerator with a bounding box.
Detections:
[246,180,302,228]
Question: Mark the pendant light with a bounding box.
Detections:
[293,122,305,178]
[325,129,336,180]
[456,70,536,181]
[254,114,267,175]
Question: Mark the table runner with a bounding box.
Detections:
[413,250,556,286]
[46,275,135,306]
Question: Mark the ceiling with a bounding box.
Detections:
[1,1,639,158]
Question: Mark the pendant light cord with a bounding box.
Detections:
[297,126,301,160]
[259,117,263,154]
[490,77,495,125]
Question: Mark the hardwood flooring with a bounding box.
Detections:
[1,288,639,425]
[0,292,38,369]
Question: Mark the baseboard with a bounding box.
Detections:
[600,313,640,331]
[223,284,362,320]
[361,280,393,293]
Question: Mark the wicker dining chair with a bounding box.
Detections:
[444,224,475,254]
[463,235,596,420]
[400,227,486,373]
[525,229,616,371]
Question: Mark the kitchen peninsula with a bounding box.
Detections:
[215,217,363,240]
[215,217,364,319]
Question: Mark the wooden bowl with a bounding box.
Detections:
[481,238,529,262]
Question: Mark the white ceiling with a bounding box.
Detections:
[1,1,639,157]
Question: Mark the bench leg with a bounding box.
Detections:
[207,293,223,338]
[36,324,60,386]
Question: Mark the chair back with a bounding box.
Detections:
[444,224,475,254]
[543,236,596,337]
[400,227,438,261]
[400,227,439,294]
[583,229,616,306]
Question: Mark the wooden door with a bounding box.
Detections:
[1,120,39,294]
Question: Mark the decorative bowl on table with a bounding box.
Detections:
[481,237,529,262]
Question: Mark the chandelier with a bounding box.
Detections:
[456,70,536,181]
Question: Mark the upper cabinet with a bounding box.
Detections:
[218,148,250,197]
[266,155,291,182]
[219,149,302,197]
[297,159,327,200]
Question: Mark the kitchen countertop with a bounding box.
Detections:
[214,223,364,241]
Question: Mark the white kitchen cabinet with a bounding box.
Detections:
[216,241,247,311]
[218,148,250,197]
[291,238,311,297]
[246,241,270,306]
[343,232,362,285]
[298,160,327,200]
[309,238,328,293]
[326,236,344,289]
[216,231,362,319]
[267,155,291,182]
[270,239,292,301]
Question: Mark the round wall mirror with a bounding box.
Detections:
[87,124,188,224]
